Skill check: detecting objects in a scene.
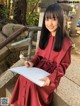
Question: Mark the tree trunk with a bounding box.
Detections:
[14,0,27,25]
[70,4,80,36]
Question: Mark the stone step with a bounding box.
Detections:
[6,84,15,102]
[53,76,80,106]
[1,53,80,106]
[65,55,80,86]
[5,74,80,106]
[53,55,80,106]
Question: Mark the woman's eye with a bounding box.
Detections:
[45,18,57,21]
[45,18,49,21]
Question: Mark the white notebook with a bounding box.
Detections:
[9,66,50,87]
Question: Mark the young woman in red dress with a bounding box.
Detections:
[10,3,72,106]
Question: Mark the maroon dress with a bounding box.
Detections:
[10,34,72,106]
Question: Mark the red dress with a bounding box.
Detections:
[10,34,72,106]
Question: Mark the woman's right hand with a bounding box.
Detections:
[24,61,34,67]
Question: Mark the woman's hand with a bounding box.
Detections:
[40,77,50,86]
[24,61,34,67]
[10,104,14,106]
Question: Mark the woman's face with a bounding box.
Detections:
[45,17,58,35]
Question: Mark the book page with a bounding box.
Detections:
[9,66,50,87]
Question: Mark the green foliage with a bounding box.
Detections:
[27,12,39,26]
[26,0,40,26]
[0,5,9,19]
[0,5,9,30]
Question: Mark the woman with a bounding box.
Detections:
[10,3,72,106]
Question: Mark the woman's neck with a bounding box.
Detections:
[51,31,56,37]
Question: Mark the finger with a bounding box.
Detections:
[42,81,48,86]
[24,61,28,64]
[24,61,30,67]
[40,78,46,81]
[41,78,50,86]
[40,77,47,80]
[25,64,30,67]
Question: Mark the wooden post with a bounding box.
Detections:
[27,31,34,60]
[70,4,80,36]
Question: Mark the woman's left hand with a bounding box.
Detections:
[40,77,50,86]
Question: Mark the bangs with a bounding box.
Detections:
[45,11,57,20]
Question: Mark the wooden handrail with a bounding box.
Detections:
[0,26,41,49]
[0,26,27,49]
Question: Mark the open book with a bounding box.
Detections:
[9,66,50,87]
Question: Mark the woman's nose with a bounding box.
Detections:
[48,19,53,25]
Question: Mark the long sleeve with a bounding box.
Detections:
[31,48,42,66]
[48,46,72,88]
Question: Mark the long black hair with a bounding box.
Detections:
[39,3,68,52]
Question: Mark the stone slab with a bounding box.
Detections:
[0,59,24,88]
[54,76,80,106]
[65,55,80,86]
